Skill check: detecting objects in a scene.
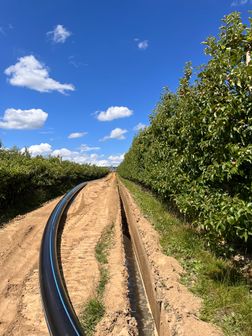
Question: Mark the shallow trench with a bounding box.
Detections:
[119,195,156,336]
[51,177,158,335]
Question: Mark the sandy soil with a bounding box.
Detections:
[0,173,224,336]
[0,197,61,336]
[119,182,223,336]
[60,173,136,335]
[0,174,135,336]
[95,179,138,336]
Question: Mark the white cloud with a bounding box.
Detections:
[48,148,108,166]
[52,148,72,157]
[21,142,123,167]
[0,108,48,129]
[101,128,128,141]
[52,150,123,166]
[108,154,125,165]
[231,0,251,5]
[5,55,75,94]
[137,40,149,50]
[80,144,100,151]
[47,24,71,43]
[96,106,133,121]
[68,132,87,139]
[133,122,147,131]
[21,143,52,156]
[96,160,110,166]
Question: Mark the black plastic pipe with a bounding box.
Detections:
[39,182,87,336]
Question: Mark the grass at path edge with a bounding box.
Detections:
[120,177,252,336]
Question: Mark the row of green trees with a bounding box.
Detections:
[118,12,252,247]
[0,148,108,220]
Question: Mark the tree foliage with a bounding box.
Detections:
[118,12,252,246]
[0,148,108,215]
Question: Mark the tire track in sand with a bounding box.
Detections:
[0,174,125,335]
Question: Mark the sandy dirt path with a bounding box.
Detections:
[0,174,132,336]
[60,173,121,314]
[60,173,136,335]
[0,197,61,336]
[0,173,223,336]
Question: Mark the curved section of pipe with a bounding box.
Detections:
[39,182,87,336]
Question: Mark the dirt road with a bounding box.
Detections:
[0,196,60,336]
[0,174,134,336]
[0,173,222,336]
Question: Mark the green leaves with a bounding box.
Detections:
[0,148,108,214]
[118,12,252,248]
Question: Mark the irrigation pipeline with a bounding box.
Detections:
[39,182,87,336]
[39,178,163,336]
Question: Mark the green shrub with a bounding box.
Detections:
[0,148,108,220]
[118,12,252,247]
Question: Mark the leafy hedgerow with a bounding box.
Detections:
[0,148,108,220]
[118,12,252,248]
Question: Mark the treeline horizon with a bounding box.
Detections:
[0,147,108,223]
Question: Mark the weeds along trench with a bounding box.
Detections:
[56,190,114,336]
[80,224,114,335]
[118,184,157,336]
[50,179,158,335]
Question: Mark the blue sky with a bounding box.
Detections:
[0,0,251,166]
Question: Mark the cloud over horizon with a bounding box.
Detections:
[108,154,125,165]
[5,55,75,94]
[21,143,52,156]
[21,143,123,166]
